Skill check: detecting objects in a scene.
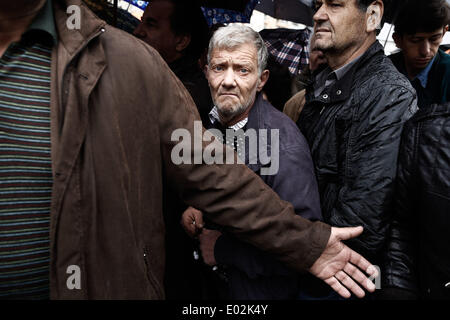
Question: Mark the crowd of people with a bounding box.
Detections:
[0,0,449,300]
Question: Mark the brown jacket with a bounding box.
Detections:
[49,0,330,299]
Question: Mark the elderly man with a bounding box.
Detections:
[0,0,377,300]
[296,0,418,298]
[181,24,322,300]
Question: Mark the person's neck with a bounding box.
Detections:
[404,64,421,80]
[0,0,47,57]
[326,36,376,71]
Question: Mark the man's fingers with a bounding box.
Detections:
[335,270,365,298]
[324,276,351,299]
[193,210,204,229]
[342,262,374,293]
[333,226,364,241]
[347,252,378,292]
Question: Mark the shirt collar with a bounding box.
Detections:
[318,53,364,82]
[26,0,57,45]
[208,106,249,131]
[414,55,437,88]
[314,53,364,97]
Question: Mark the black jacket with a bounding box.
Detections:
[297,42,418,264]
[383,103,450,300]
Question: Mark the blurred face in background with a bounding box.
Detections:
[133,0,183,63]
[393,26,449,78]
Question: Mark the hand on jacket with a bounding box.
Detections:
[180,206,204,238]
[309,226,378,299]
[199,228,222,266]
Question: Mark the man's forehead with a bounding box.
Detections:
[211,45,258,60]
[315,0,355,5]
[406,28,445,38]
[143,0,174,19]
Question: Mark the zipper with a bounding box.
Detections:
[320,106,326,115]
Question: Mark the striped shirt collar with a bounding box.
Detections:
[208,106,249,131]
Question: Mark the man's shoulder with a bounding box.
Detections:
[257,99,308,149]
[99,25,162,63]
[355,52,415,98]
[410,102,450,124]
[259,99,298,129]
[360,51,409,85]
[436,49,450,73]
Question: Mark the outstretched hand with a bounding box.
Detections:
[309,226,379,299]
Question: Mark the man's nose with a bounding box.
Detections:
[222,69,236,87]
[313,4,327,23]
[419,41,431,57]
[133,23,145,39]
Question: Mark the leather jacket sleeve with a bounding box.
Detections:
[382,119,420,294]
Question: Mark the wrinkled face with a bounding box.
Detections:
[313,0,367,54]
[133,0,180,63]
[394,27,448,75]
[206,43,268,123]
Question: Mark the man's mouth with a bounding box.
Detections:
[416,58,432,64]
[219,93,238,97]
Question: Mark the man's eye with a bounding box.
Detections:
[214,66,224,71]
[240,68,249,73]
[430,36,442,43]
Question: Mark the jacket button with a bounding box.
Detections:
[322,94,329,99]
[336,90,342,95]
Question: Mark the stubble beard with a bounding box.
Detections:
[215,93,255,125]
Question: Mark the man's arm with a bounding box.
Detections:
[381,119,420,299]
[141,42,376,297]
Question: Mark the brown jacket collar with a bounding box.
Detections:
[53,0,106,57]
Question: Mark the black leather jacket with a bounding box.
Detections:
[297,42,418,264]
[383,103,450,299]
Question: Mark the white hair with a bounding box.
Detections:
[207,24,269,75]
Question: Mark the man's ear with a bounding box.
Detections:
[392,32,402,49]
[366,1,383,33]
[257,70,270,92]
[175,34,191,52]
